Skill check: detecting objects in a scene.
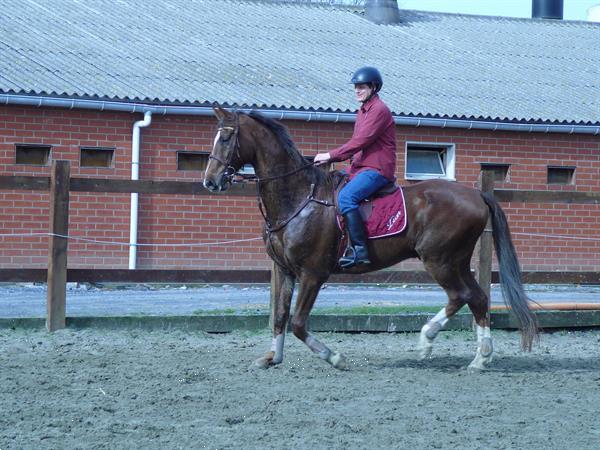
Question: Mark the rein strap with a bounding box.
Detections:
[259,183,334,234]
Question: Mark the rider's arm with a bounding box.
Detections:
[328,103,391,162]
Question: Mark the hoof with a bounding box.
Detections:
[418,327,434,360]
[480,337,493,358]
[253,357,272,370]
[466,364,484,374]
[328,352,348,370]
[253,351,276,370]
[418,345,433,360]
[467,354,493,372]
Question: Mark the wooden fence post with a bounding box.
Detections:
[478,166,495,312]
[47,160,70,331]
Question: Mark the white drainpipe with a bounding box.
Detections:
[129,111,152,269]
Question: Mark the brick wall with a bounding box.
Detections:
[1,105,599,272]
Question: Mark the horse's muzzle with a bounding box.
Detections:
[203,177,229,193]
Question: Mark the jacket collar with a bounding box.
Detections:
[360,93,379,113]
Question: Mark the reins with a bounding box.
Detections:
[258,183,334,233]
[235,160,318,184]
[212,113,335,239]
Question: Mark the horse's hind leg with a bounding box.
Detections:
[417,260,464,359]
[291,273,347,370]
[463,274,494,371]
[418,260,493,370]
[255,264,295,369]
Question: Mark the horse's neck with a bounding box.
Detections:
[252,142,317,222]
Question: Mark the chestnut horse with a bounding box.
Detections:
[204,106,538,370]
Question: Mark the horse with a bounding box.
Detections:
[203,106,538,370]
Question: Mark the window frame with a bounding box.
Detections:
[15,143,52,166]
[79,146,115,168]
[547,165,575,185]
[176,151,210,172]
[404,142,456,181]
[480,163,511,183]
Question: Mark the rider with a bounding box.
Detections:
[314,66,397,269]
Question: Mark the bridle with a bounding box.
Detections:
[208,113,335,242]
[208,120,241,186]
[209,115,317,185]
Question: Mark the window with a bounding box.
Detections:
[177,152,209,171]
[80,147,114,168]
[405,143,455,180]
[238,164,255,176]
[15,144,51,165]
[547,166,575,185]
[480,163,510,183]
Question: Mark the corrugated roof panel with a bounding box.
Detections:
[0,0,598,123]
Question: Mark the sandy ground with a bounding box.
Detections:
[2,327,600,449]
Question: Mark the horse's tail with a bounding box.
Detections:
[481,192,539,351]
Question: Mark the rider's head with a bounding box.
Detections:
[350,66,383,102]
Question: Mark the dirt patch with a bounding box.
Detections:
[1,328,600,449]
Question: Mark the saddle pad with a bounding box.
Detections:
[364,187,407,238]
[337,187,407,240]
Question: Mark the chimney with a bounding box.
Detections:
[532,0,563,20]
[588,4,600,22]
[365,0,401,25]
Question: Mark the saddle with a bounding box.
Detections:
[333,172,407,240]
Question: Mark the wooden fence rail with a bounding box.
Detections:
[1,161,599,330]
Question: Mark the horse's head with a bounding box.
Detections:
[203,106,243,192]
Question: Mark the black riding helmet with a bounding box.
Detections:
[350,66,383,93]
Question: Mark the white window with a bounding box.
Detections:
[405,143,455,181]
[238,164,255,175]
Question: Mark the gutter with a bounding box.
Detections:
[129,111,152,270]
[2,94,600,135]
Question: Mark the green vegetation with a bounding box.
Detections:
[313,305,452,315]
[191,305,464,316]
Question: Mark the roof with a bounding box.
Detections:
[1,0,599,124]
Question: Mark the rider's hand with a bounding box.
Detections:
[313,152,331,166]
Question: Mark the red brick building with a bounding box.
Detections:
[1,1,599,273]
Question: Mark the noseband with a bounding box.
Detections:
[209,122,241,185]
[210,116,317,185]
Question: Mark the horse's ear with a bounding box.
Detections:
[213,104,226,120]
[213,104,235,121]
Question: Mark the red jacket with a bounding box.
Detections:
[328,94,397,181]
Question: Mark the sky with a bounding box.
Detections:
[396,0,600,21]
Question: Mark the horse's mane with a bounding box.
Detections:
[246,111,308,164]
[244,110,338,187]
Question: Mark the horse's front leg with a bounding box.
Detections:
[291,274,348,370]
[255,264,295,369]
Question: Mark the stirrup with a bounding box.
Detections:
[339,246,371,269]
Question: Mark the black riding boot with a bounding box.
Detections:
[339,209,371,269]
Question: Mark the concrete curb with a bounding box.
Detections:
[2,310,600,332]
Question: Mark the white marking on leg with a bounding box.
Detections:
[270,334,285,364]
[468,325,493,370]
[305,334,332,360]
[305,334,348,369]
[418,308,448,359]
